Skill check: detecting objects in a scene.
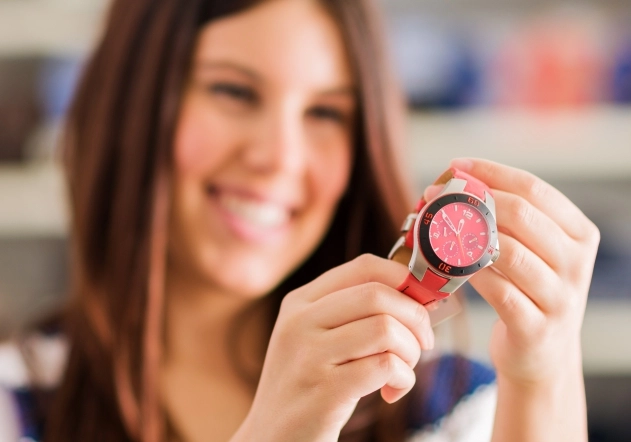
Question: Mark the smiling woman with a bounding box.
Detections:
[4,0,420,440]
[0,0,599,441]
[169,3,357,299]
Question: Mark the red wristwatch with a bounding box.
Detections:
[388,167,500,309]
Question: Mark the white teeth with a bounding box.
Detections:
[219,193,290,228]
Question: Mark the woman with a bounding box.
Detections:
[0,0,599,441]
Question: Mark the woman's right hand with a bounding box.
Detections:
[231,254,436,442]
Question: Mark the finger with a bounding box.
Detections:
[297,254,409,303]
[491,232,560,313]
[450,157,592,241]
[493,189,571,272]
[332,352,416,404]
[381,382,411,404]
[324,314,421,368]
[310,282,434,350]
[469,265,545,338]
[423,184,444,202]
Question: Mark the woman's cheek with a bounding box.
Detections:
[319,140,352,203]
[173,96,238,176]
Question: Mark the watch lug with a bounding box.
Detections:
[489,253,500,266]
[409,254,430,282]
[439,275,469,293]
[490,239,501,264]
[442,178,467,194]
[484,191,497,217]
[410,215,430,279]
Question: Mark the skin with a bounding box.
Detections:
[161,1,600,441]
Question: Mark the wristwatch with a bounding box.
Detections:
[388,167,500,309]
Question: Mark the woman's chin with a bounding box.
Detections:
[205,261,287,300]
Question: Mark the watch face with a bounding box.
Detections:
[418,193,498,277]
[429,203,489,266]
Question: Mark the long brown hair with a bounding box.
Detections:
[45,0,420,441]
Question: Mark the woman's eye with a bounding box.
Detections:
[309,106,347,124]
[207,83,256,102]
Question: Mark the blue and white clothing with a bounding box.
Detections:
[0,334,67,441]
[0,335,497,441]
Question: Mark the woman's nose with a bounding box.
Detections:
[239,106,307,176]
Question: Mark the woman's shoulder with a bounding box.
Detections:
[406,352,497,442]
[0,333,68,441]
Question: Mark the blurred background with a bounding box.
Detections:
[0,0,629,440]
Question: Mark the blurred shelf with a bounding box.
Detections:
[434,300,631,375]
[0,162,68,237]
[406,105,631,184]
[383,0,629,12]
[0,0,107,56]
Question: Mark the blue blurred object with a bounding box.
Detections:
[388,16,481,110]
[612,37,631,104]
[37,56,83,121]
[0,55,82,162]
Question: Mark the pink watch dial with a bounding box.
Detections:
[428,202,490,267]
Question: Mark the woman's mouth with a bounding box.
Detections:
[206,185,295,243]
[219,191,291,227]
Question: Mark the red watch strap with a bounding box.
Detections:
[436,167,491,200]
[397,271,451,306]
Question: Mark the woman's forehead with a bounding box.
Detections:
[193,0,355,92]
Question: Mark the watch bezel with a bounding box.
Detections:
[418,192,498,277]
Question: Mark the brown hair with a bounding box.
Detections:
[44,0,426,441]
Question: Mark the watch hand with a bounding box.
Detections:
[457,218,464,235]
[456,232,465,260]
[441,211,458,233]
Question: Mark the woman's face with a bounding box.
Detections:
[169,0,356,298]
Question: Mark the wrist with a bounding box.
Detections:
[492,350,588,442]
[495,339,584,387]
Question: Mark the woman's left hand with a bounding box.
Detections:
[427,158,600,386]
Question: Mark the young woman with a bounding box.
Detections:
[0,0,599,441]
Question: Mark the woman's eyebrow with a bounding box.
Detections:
[196,59,356,97]
[196,60,262,82]
[318,86,357,97]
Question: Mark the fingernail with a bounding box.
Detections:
[425,301,440,312]
[427,331,435,350]
[423,184,444,201]
[450,158,472,171]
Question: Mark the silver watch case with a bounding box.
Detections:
[392,177,500,295]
